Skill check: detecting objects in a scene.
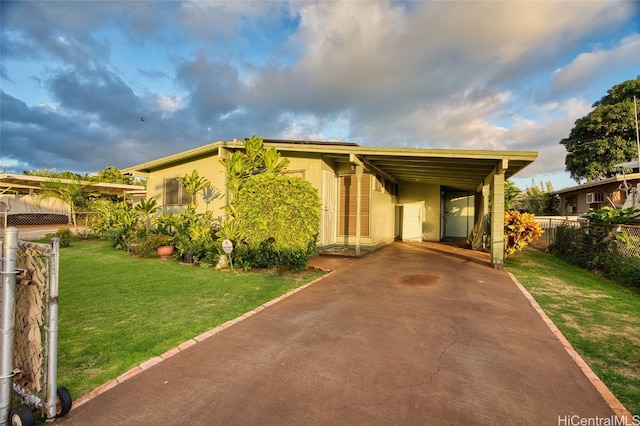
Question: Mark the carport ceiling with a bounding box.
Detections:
[336,154,523,189]
[265,141,537,191]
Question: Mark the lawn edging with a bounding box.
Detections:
[507,271,635,424]
[70,270,336,410]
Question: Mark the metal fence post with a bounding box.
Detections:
[45,237,60,419]
[0,227,18,424]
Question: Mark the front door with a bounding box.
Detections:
[322,170,337,247]
[443,192,474,239]
[401,202,423,242]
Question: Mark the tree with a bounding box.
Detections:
[94,166,134,184]
[560,76,640,182]
[504,180,523,210]
[24,168,81,180]
[521,180,559,216]
[37,177,97,234]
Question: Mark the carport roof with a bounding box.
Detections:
[0,173,146,196]
[123,139,538,191]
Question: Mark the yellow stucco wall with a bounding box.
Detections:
[142,150,436,249]
[398,182,441,241]
[282,152,325,193]
[146,156,227,216]
[370,185,398,245]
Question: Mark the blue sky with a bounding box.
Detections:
[1,1,639,191]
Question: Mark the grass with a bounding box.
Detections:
[506,248,640,416]
[56,241,325,399]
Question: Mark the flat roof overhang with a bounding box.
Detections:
[122,139,538,191]
[0,174,146,196]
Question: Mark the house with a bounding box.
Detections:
[122,139,537,267]
[0,173,146,226]
[555,161,640,215]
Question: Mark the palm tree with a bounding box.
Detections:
[38,177,94,235]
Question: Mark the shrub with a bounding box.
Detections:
[552,223,640,287]
[504,210,544,256]
[46,226,73,248]
[552,224,590,268]
[131,234,176,258]
[235,173,320,270]
[582,206,640,224]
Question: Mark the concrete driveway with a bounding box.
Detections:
[56,242,620,425]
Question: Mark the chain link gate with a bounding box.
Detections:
[1,227,72,425]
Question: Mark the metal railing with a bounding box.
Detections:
[534,217,584,249]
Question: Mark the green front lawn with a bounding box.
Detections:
[506,248,640,415]
[57,241,325,399]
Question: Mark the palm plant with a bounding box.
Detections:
[182,170,211,207]
[37,177,96,235]
[134,197,160,236]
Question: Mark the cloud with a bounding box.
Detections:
[502,98,593,177]
[175,1,286,40]
[153,94,186,118]
[47,66,143,124]
[0,0,637,189]
[551,34,640,94]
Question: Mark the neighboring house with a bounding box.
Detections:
[122,139,537,267]
[555,172,640,215]
[0,173,146,225]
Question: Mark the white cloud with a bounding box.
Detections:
[2,0,637,189]
[155,94,186,117]
[503,98,593,177]
[552,34,640,93]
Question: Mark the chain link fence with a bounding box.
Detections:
[599,223,640,258]
[535,216,640,257]
[1,211,98,241]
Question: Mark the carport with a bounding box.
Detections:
[264,140,538,268]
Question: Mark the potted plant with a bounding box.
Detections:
[155,235,176,260]
[137,233,176,259]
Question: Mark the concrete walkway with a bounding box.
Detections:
[56,242,623,425]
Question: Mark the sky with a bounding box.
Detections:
[1,1,639,191]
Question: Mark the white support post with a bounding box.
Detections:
[490,172,505,268]
[355,165,363,257]
[46,237,60,419]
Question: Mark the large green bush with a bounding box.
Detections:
[235,173,320,270]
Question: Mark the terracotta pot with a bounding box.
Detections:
[157,245,175,260]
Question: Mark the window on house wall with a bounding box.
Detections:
[385,180,398,197]
[338,174,370,237]
[164,178,192,206]
[374,174,398,197]
[586,192,605,204]
[282,170,305,179]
